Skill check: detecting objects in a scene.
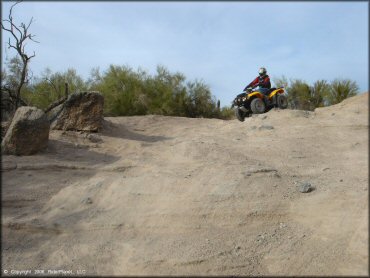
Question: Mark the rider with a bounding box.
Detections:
[243,67,271,95]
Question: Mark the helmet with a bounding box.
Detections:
[259,67,267,76]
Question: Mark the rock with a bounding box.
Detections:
[87,133,103,143]
[259,125,274,130]
[46,101,65,122]
[82,197,93,204]
[261,115,267,120]
[1,121,10,139]
[49,92,104,132]
[297,182,314,193]
[2,106,50,155]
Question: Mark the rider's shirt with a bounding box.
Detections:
[245,75,271,90]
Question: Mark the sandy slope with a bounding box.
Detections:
[2,93,368,276]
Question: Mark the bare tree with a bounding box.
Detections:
[1,0,39,108]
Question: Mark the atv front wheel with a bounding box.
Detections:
[277,94,288,109]
[235,108,246,122]
[250,98,266,114]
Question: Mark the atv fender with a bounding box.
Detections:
[247,92,264,100]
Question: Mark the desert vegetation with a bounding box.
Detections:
[2,59,361,120]
[274,76,359,111]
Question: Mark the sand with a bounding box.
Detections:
[1,93,368,275]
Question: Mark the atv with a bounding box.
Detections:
[231,87,288,122]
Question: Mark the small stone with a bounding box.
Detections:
[82,197,93,204]
[235,246,241,250]
[261,115,267,120]
[297,182,313,193]
[259,125,274,130]
[340,179,343,182]
[87,133,103,143]
[279,222,286,228]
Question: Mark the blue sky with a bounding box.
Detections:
[1,1,368,106]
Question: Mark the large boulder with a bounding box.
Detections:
[49,92,104,132]
[1,106,50,155]
[1,121,10,139]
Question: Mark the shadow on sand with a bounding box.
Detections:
[100,119,173,143]
[44,139,121,166]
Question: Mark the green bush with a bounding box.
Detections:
[23,68,88,110]
[327,79,359,105]
[273,76,358,111]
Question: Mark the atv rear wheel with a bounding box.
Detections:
[277,94,288,109]
[235,108,246,122]
[250,98,266,114]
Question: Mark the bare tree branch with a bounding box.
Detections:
[1,86,28,106]
[1,0,38,108]
[44,97,67,114]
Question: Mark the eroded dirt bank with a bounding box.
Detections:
[2,93,368,275]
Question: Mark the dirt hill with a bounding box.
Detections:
[2,93,368,276]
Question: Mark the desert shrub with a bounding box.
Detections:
[23,68,88,110]
[185,80,219,118]
[327,79,359,105]
[219,107,235,120]
[310,80,330,108]
[286,79,312,110]
[273,76,357,111]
